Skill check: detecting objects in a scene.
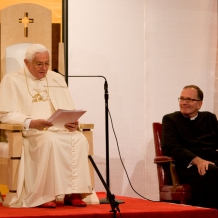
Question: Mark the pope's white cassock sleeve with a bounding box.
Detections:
[0,68,93,207]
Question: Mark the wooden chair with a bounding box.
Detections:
[152,122,192,204]
[0,123,94,201]
[0,3,96,204]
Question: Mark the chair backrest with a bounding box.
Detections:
[152,122,163,156]
[152,122,172,190]
[0,3,52,81]
[6,43,33,74]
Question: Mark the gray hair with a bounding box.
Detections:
[183,85,203,101]
[25,44,50,61]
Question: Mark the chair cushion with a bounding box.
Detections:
[0,142,9,158]
[160,185,192,201]
[161,185,191,192]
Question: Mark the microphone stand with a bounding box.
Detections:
[64,74,112,203]
[88,155,120,218]
[53,70,124,204]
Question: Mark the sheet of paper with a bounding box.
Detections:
[47,109,86,128]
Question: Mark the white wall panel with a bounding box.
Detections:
[68,0,146,198]
[68,0,217,200]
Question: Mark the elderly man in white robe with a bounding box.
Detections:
[0,44,93,208]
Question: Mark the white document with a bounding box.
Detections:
[47,109,86,128]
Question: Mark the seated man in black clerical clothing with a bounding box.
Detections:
[161,85,218,209]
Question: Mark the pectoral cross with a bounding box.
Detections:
[19,12,34,37]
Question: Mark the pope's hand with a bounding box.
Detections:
[64,120,79,132]
[30,119,53,130]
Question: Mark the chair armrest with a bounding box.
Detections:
[0,123,23,131]
[154,155,179,191]
[154,156,174,163]
[79,123,94,131]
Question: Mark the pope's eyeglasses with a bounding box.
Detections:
[35,62,51,68]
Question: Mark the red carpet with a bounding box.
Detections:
[0,192,217,218]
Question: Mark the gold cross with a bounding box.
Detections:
[19,12,34,37]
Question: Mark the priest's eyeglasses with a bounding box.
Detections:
[178,98,201,103]
[35,61,51,68]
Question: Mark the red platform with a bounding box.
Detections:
[0,192,217,218]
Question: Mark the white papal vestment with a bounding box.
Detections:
[0,68,93,207]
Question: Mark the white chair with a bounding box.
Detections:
[0,3,96,204]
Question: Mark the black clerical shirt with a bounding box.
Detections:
[161,111,218,168]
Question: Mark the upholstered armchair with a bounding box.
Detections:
[152,122,192,204]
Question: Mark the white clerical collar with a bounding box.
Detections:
[190,114,198,120]
[183,113,198,120]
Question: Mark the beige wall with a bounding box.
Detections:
[0,0,61,23]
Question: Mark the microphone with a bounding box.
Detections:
[50,78,68,88]
[52,69,108,100]
[53,69,107,83]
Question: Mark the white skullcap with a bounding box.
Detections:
[25,44,50,61]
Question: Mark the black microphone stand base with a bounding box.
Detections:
[99,197,125,204]
[88,155,124,218]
